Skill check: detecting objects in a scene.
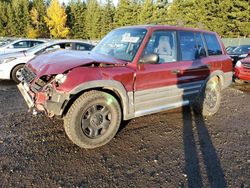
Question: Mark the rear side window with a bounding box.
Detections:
[195,33,206,58]
[179,32,196,61]
[31,41,44,47]
[75,43,94,51]
[204,33,222,56]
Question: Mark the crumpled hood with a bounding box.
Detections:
[27,50,127,76]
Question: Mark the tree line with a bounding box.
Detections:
[0,0,249,40]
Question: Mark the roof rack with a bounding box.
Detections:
[146,19,205,29]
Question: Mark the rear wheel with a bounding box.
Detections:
[64,90,122,149]
[11,64,24,84]
[193,77,221,117]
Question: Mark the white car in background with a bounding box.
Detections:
[0,39,46,55]
[0,40,95,83]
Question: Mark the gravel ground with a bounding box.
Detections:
[0,80,249,188]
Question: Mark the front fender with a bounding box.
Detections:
[69,80,134,120]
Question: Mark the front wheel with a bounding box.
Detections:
[11,64,24,84]
[64,90,122,149]
[193,77,221,117]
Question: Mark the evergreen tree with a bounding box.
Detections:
[32,0,49,38]
[5,3,16,36]
[67,0,87,39]
[138,0,154,24]
[44,0,70,38]
[219,0,250,37]
[85,0,101,39]
[7,0,30,37]
[100,0,115,37]
[0,2,8,36]
[114,0,137,27]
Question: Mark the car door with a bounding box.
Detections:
[177,31,211,96]
[134,30,187,117]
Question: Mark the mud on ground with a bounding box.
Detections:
[0,80,249,188]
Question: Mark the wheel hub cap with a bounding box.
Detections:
[91,113,103,126]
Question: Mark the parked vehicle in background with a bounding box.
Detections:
[18,25,232,149]
[226,46,237,54]
[234,52,250,83]
[0,39,46,55]
[228,45,250,65]
[0,41,9,47]
[0,40,95,83]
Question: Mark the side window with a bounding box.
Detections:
[179,31,196,61]
[195,33,206,58]
[204,33,222,56]
[64,43,73,50]
[143,31,177,63]
[13,41,30,48]
[31,41,44,47]
[75,43,89,51]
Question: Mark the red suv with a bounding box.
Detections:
[234,53,250,82]
[18,25,232,148]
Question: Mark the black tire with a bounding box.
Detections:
[193,77,221,117]
[64,90,122,149]
[11,64,24,84]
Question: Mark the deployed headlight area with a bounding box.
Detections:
[55,74,67,85]
[0,57,16,64]
[29,74,67,92]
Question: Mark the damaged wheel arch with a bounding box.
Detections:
[60,80,133,120]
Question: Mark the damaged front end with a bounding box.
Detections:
[18,66,70,117]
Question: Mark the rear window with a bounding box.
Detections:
[204,33,222,56]
[232,46,250,54]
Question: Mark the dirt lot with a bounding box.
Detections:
[0,80,249,188]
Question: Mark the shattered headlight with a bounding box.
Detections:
[55,74,67,84]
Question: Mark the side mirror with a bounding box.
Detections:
[139,53,159,64]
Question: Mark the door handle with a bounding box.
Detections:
[171,69,181,74]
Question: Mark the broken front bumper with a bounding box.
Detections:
[18,82,70,117]
[17,83,34,109]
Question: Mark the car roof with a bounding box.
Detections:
[47,40,94,45]
[9,39,47,44]
[117,25,216,35]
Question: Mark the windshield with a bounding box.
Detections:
[232,46,250,54]
[26,42,49,54]
[93,28,147,62]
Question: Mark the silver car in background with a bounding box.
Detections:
[0,40,95,83]
[0,39,46,55]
